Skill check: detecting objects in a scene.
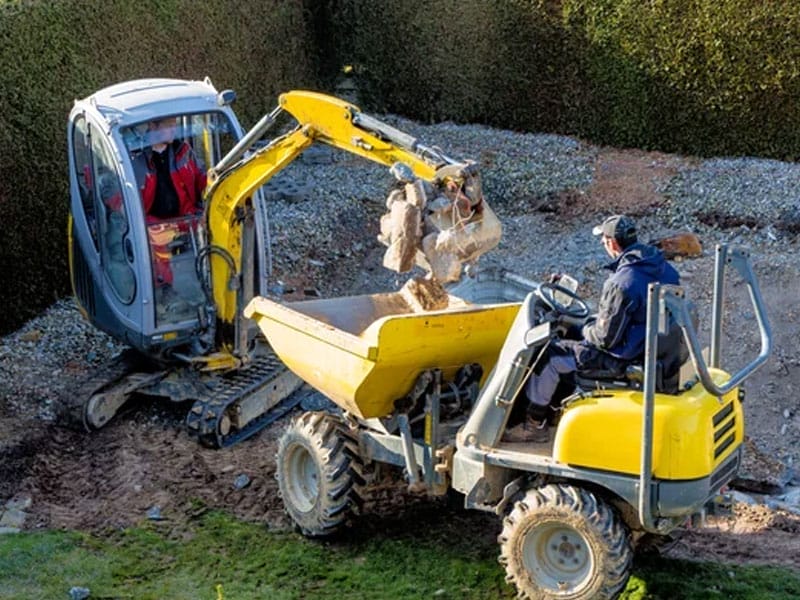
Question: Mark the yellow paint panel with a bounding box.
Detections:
[553,369,743,480]
[245,293,520,418]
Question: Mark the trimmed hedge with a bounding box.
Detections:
[563,0,800,157]
[0,0,324,333]
[329,0,800,158]
[326,0,582,132]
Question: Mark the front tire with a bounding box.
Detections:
[276,411,364,536]
[499,484,632,599]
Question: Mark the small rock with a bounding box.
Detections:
[784,408,792,419]
[0,527,20,535]
[0,507,27,529]
[146,506,164,521]
[68,586,91,600]
[298,390,338,413]
[779,488,800,507]
[233,474,251,490]
[268,283,285,296]
[729,490,757,505]
[5,494,32,511]
[19,329,42,342]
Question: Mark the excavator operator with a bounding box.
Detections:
[138,117,207,223]
[133,117,207,292]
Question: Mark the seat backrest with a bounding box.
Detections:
[576,301,698,394]
[654,302,697,393]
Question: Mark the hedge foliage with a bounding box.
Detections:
[563,0,800,157]
[0,0,323,333]
[1,0,798,332]
[328,0,800,158]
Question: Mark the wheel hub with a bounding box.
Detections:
[286,444,319,512]
[524,523,593,592]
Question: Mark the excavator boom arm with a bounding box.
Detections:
[203,90,500,352]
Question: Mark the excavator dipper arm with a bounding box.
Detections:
[203,90,500,351]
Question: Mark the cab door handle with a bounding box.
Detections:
[124,238,135,263]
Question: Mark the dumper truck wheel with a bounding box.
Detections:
[276,411,365,537]
[499,483,632,600]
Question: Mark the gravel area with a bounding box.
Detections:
[1,117,799,568]
[658,157,800,239]
[261,120,800,293]
[2,117,799,470]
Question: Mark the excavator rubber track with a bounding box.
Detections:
[57,349,161,431]
[59,348,302,449]
[185,353,303,448]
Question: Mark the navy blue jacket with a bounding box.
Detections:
[582,242,680,360]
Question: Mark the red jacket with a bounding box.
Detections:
[140,142,207,223]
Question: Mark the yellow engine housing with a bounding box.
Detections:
[553,369,743,481]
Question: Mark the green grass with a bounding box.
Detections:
[0,509,798,600]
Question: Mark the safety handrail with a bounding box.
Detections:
[639,244,772,532]
[666,246,772,397]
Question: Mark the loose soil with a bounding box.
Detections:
[1,146,798,574]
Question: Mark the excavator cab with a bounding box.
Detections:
[67,78,269,360]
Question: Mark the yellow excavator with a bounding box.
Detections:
[66,78,501,448]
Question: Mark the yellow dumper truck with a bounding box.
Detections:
[246,245,771,599]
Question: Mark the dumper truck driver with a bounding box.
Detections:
[504,214,681,443]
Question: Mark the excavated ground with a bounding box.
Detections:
[1,145,799,572]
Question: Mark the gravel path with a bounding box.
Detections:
[2,117,799,474]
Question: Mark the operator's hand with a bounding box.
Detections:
[556,315,585,341]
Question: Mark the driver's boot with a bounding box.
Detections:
[503,416,550,444]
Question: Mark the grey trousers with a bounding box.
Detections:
[526,340,627,411]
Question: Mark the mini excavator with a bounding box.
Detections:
[66,78,501,447]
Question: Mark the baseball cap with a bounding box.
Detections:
[592,215,637,246]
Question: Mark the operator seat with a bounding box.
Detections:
[575,303,697,395]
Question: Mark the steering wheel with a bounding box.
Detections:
[536,282,591,319]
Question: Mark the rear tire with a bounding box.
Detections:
[276,411,364,536]
[499,483,632,599]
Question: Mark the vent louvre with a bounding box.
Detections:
[712,402,736,457]
[710,452,739,491]
[712,402,733,427]
[71,242,95,316]
[714,418,735,443]
[714,433,735,458]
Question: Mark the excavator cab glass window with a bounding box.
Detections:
[71,115,98,249]
[71,114,136,304]
[91,131,135,304]
[120,111,238,326]
[120,111,238,173]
